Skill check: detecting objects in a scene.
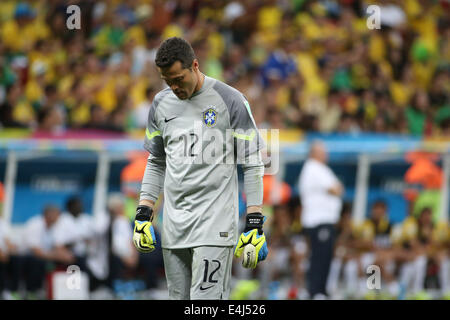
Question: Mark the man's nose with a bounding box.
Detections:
[170,84,179,91]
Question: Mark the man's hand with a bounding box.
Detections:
[234,212,269,269]
[133,205,156,253]
[328,182,344,197]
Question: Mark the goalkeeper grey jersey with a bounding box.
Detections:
[140,75,265,249]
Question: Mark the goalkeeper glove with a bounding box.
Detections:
[234,212,269,269]
[133,205,156,253]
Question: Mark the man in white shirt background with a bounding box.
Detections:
[24,204,75,298]
[105,193,139,289]
[58,196,94,273]
[299,140,344,299]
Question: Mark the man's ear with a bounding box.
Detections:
[191,59,199,72]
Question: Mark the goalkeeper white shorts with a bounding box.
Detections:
[162,246,234,300]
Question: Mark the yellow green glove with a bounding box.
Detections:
[132,205,156,253]
[234,213,268,269]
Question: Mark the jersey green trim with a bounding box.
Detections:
[232,129,256,141]
[146,128,161,140]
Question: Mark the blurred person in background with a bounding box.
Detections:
[390,207,440,299]
[32,105,65,137]
[405,90,431,137]
[132,86,157,129]
[259,204,294,299]
[1,2,48,53]
[82,104,110,131]
[398,208,449,299]
[105,193,139,291]
[390,204,420,298]
[58,196,93,273]
[23,204,75,299]
[326,202,360,299]
[406,207,437,299]
[287,196,309,300]
[299,140,344,299]
[0,83,28,129]
[428,217,450,299]
[350,200,398,299]
[85,202,110,294]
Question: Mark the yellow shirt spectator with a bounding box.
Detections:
[258,6,282,31]
[207,31,225,60]
[257,5,282,45]
[1,17,50,52]
[125,25,146,47]
[95,79,117,113]
[70,102,91,127]
[162,24,184,40]
[390,81,413,107]
[401,216,419,244]
[368,33,386,63]
[432,221,449,247]
[12,99,35,125]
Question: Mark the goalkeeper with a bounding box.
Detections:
[133,37,267,300]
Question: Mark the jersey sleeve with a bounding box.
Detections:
[143,100,165,157]
[230,97,265,207]
[229,97,266,160]
[141,97,167,203]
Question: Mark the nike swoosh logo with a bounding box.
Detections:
[200,285,214,291]
[164,117,177,123]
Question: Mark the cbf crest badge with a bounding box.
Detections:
[203,107,217,128]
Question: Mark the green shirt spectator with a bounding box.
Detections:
[405,106,426,135]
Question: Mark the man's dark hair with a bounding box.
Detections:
[66,195,83,214]
[155,37,196,69]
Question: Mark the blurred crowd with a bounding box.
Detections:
[249,198,450,300]
[1,190,449,300]
[0,194,165,299]
[0,0,449,136]
[0,150,449,301]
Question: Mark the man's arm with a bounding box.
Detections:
[225,92,265,211]
[31,245,75,264]
[247,205,263,213]
[328,182,344,197]
[242,150,265,213]
[133,154,164,253]
[133,94,166,253]
[139,199,155,208]
[236,151,268,269]
[139,95,166,209]
[139,153,166,209]
[220,91,267,268]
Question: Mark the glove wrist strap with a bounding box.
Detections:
[244,212,264,233]
[135,205,153,222]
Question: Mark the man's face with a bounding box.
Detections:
[44,208,60,227]
[159,60,199,100]
[319,147,328,163]
[69,200,83,216]
[419,209,432,225]
[311,143,328,163]
[371,204,386,221]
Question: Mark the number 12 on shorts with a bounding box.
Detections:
[200,259,221,290]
